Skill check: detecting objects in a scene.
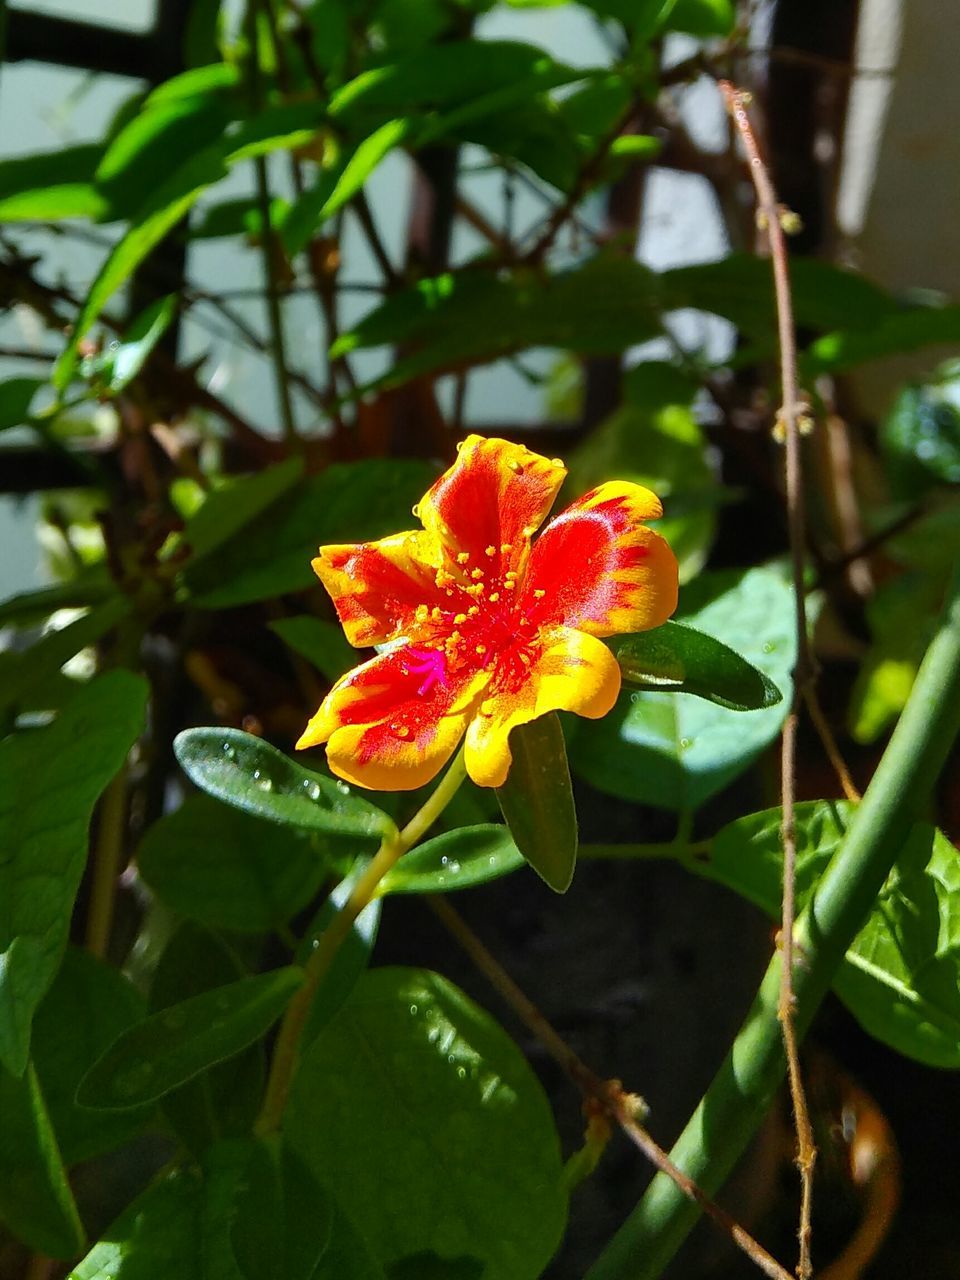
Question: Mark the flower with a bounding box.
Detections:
[297,435,678,790]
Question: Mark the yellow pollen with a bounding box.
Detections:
[504,580,516,591]
[448,631,461,645]
[522,525,536,538]
[415,604,429,622]
[471,568,484,580]
[488,592,500,603]
[456,551,470,565]
[521,616,531,626]
[480,699,495,716]
[453,613,467,625]
[467,583,484,597]
[485,545,496,558]
[534,589,545,599]
[519,652,531,665]
[468,605,479,617]
[500,543,512,554]
[431,606,443,621]
[505,570,517,581]
[475,644,487,656]
[508,459,522,473]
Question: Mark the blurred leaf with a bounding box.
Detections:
[0,143,108,221]
[0,1062,84,1257]
[0,376,45,430]
[615,621,783,710]
[378,824,526,895]
[188,196,263,239]
[316,118,411,221]
[32,948,150,1164]
[568,362,717,582]
[570,568,794,812]
[230,1138,332,1280]
[0,670,148,1075]
[178,456,304,566]
[705,803,960,1067]
[881,381,960,497]
[184,459,435,607]
[0,595,131,718]
[497,713,577,893]
[145,64,242,106]
[77,967,302,1109]
[299,865,382,1044]
[149,925,265,1156]
[98,295,178,393]
[804,305,960,376]
[269,615,356,684]
[287,968,567,1279]
[175,728,395,842]
[0,575,115,629]
[665,0,736,35]
[222,103,325,165]
[138,794,329,933]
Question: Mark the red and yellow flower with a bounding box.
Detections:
[297,436,678,790]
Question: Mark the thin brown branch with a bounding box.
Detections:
[719,79,816,1280]
[428,896,793,1280]
[804,688,862,804]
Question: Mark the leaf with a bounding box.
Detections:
[174,728,395,842]
[0,1062,85,1257]
[496,713,577,893]
[0,575,116,628]
[664,0,736,35]
[318,119,412,221]
[378,825,526,895]
[569,567,795,812]
[705,803,960,1067]
[0,143,108,221]
[184,459,435,607]
[98,295,178,392]
[178,456,304,566]
[54,145,228,391]
[138,794,330,933]
[149,926,266,1156]
[0,375,45,430]
[77,967,303,1109]
[222,103,324,166]
[269,616,356,684]
[315,1194,386,1280]
[880,381,960,497]
[286,968,567,1279]
[803,305,960,377]
[0,670,148,1075]
[0,594,132,718]
[615,620,782,711]
[230,1138,333,1280]
[31,948,150,1164]
[299,866,382,1044]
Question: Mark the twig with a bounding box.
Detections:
[352,190,401,288]
[428,896,793,1280]
[719,80,816,1279]
[803,690,861,804]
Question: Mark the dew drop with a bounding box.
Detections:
[221,742,236,760]
[336,780,351,795]
[409,1004,418,1016]
[680,737,692,750]
[457,1066,467,1080]
[302,778,321,800]
[448,860,461,875]
[762,641,775,654]
[440,855,449,866]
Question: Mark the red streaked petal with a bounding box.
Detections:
[297,646,486,791]
[519,481,678,639]
[464,626,620,788]
[419,435,566,579]
[312,530,445,648]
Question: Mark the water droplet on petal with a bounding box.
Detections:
[222,742,236,760]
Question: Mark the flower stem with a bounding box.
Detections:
[255,748,469,1135]
[586,566,960,1280]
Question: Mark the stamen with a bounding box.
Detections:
[485,545,496,558]
[475,644,487,656]
[488,592,500,603]
[431,606,443,621]
[415,604,429,623]
[500,543,512,554]
[468,605,479,617]
[457,551,470,565]
[453,613,467,625]
[503,581,515,591]
[504,570,517,581]
[470,568,484,580]
[534,589,545,599]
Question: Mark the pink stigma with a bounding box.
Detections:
[405,647,450,696]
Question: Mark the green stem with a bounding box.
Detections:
[587,568,960,1280]
[255,749,469,1135]
[84,762,129,959]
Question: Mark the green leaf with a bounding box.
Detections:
[178,456,304,567]
[0,670,148,1075]
[184,459,435,607]
[705,803,960,1067]
[317,118,412,221]
[880,381,960,497]
[54,145,228,391]
[0,594,132,718]
[174,728,395,841]
[149,926,266,1155]
[803,304,960,376]
[570,567,794,812]
[269,615,356,683]
[138,794,330,933]
[31,948,150,1164]
[496,713,577,893]
[0,1062,85,1257]
[664,0,735,35]
[379,825,526,895]
[615,620,782,711]
[0,575,116,628]
[96,295,178,392]
[77,967,302,1109]
[230,1138,333,1280]
[314,1193,386,1280]
[287,968,567,1279]
[0,375,45,430]
[0,143,108,221]
[299,866,381,1044]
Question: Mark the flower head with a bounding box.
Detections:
[297,436,678,789]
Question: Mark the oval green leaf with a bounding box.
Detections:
[174,728,396,841]
[379,825,526,896]
[496,713,577,893]
[77,966,302,1109]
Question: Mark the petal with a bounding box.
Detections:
[312,530,445,648]
[464,626,620,788]
[419,435,566,579]
[519,481,679,638]
[297,646,486,791]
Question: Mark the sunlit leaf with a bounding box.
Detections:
[378,825,526,895]
[615,621,782,710]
